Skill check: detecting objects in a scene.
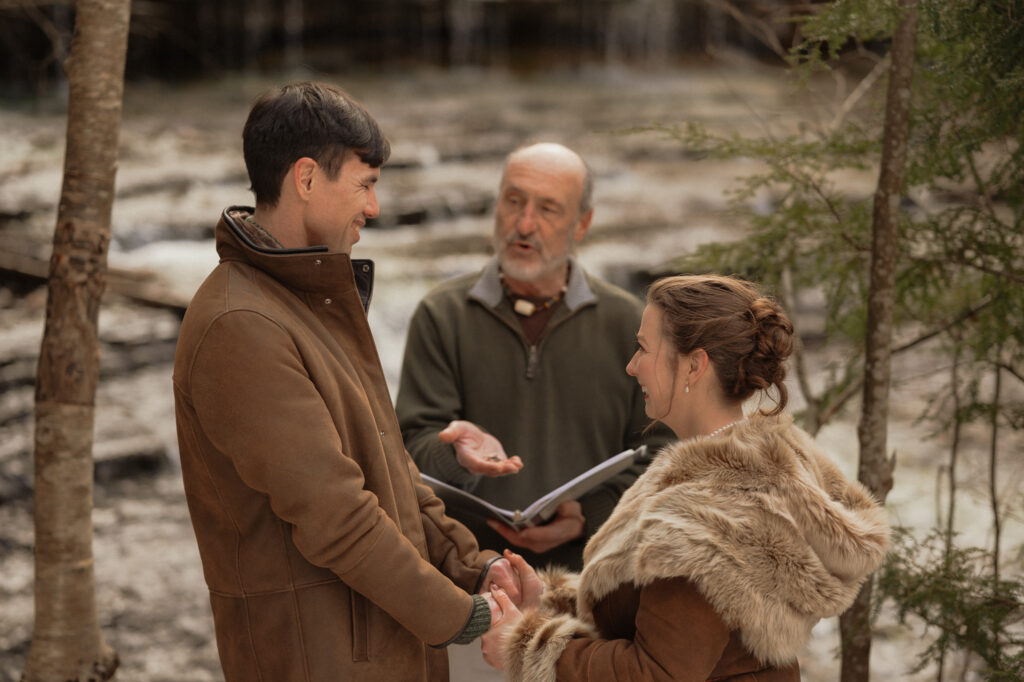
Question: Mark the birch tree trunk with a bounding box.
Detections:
[23,0,131,679]
[839,2,918,681]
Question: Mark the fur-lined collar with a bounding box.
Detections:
[575,412,889,666]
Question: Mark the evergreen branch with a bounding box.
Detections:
[911,256,1024,286]
[766,157,846,225]
[958,129,1006,226]
[779,268,821,430]
[811,296,996,430]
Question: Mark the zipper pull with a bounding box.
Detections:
[526,345,538,379]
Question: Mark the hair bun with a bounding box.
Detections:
[646,274,795,414]
[735,297,794,398]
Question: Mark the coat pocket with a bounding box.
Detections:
[350,589,369,662]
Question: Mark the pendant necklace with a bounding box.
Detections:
[502,276,568,317]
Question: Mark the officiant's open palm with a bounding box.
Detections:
[440,420,524,476]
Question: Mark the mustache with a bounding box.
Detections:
[502,233,542,251]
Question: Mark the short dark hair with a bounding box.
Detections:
[242,82,391,206]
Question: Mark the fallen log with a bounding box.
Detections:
[0,249,190,313]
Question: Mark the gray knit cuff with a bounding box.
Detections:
[451,594,492,645]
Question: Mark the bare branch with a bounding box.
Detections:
[892,295,995,353]
[830,53,891,132]
[700,0,789,60]
[999,363,1024,385]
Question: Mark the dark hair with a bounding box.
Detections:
[242,82,391,206]
[646,274,794,414]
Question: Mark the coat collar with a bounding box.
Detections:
[578,412,890,666]
[217,206,374,312]
[466,256,597,311]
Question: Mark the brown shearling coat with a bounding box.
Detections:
[504,413,890,681]
[173,208,498,682]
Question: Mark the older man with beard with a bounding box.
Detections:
[397,141,672,573]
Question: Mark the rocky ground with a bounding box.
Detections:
[1,61,1021,681]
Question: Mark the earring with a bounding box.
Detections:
[685,383,690,394]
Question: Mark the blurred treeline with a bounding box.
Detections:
[1,0,810,96]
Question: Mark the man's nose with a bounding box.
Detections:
[515,202,538,234]
[364,188,380,219]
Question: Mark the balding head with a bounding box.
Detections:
[501,143,593,216]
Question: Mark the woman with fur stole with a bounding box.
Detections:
[480,274,890,681]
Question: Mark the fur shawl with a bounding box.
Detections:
[505,413,890,680]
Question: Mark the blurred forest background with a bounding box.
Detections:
[0,1,1022,681]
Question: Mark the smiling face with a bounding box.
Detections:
[302,153,380,254]
[492,144,592,296]
[626,304,684,429]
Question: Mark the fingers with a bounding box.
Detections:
[438,420,469,443]
[483,557,522,606]
[504,549,544,610]
[496,515,583,554]
[487,520,522,546]
[555,500,584,521]
[481,458,523,477]
[463,458,519,477]
[482,591,502,628]
[503,548,533,576]
[489,584,516,614]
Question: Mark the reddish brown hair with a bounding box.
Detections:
[646,274,794,414]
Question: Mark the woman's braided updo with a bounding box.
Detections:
[646,274,795,414]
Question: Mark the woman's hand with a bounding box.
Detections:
[481,585,523,670]
[503,549,544,611]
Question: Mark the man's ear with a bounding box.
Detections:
[573,209,593,243]
[292,157,317,199]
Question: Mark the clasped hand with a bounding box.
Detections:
[479,550,543,670]
[440,420,524,477]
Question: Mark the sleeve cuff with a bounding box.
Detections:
[447,594,492,646]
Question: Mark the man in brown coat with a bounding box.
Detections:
[173,82,520,682]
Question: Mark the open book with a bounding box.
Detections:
[420,445,647,530]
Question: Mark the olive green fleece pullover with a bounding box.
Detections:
[396,258,674,570]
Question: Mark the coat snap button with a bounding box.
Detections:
[314,259,322,266]
[362,264,370,272]
[324,298,332,305]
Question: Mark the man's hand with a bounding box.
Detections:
[486,501,585,554]
[440,420,523,477]
[479,557,522,607]
[481,586,522,670]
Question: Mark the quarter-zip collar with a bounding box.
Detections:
[467,256,596,312]
[218,206,374,312]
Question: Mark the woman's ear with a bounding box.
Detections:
[690,349,711,380]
